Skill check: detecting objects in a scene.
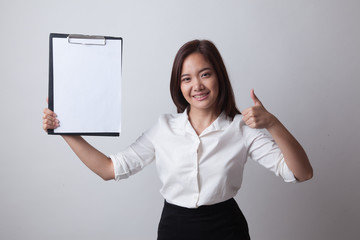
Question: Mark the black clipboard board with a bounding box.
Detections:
[48,33,123,136]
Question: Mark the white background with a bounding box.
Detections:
[0,0,359,239]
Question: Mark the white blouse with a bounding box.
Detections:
[110,111,297,208]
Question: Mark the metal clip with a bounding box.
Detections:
[67,34,106,46]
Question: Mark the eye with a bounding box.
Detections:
[201,72,211,78]
[181,77,191,82]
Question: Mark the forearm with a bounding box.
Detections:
[62,135,115,180]
[267,117,313,182]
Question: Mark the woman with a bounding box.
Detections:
[43,40,313,240]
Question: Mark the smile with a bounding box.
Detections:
[192,92,210,101]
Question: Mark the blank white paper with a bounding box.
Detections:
[52,37,122,135]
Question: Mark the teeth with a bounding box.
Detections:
[194,93,208,99]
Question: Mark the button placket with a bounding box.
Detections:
[192,136,201,206]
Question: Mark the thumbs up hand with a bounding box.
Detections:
[242,89,276,129]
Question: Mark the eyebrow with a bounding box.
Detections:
[181,67,212,78]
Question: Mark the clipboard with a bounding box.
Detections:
[48,33,123,136]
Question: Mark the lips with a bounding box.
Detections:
[192,92,210,101]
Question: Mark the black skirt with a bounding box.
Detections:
[157,198,250,240]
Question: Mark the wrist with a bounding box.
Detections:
[266,114,281,132]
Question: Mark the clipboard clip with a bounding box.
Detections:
[67,34,106,46]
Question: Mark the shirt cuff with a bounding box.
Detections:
[109,153,131,181]
[280,160,298,183]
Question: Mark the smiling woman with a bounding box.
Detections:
[170,40,240,120]
[180,53,220,127]
[43,39,312,240]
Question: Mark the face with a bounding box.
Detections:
[180,53,219,114]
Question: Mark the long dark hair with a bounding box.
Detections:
[170,39,240,119]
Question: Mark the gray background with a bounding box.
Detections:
[1,0,359,239]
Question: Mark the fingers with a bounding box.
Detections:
[242,89,269,128]
[241,107,252,117]
[242,105,270,129]
[43,119,60,130]
[241,107,257,128]
[242,107,274,129]
[242,113,261,129]
[43,119,60,131]
[42,107,60,132]
[43,107,56,117]
[241,106,260,118]
[250,89,262,106]
[243,119,256,128]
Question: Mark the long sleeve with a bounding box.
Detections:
[109,133,155,181]
[245,128,298,183]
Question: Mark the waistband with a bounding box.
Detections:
[164,198,237,215]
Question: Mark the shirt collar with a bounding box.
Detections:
[171,109,232,136]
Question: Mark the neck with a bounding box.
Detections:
[188,108,220,135]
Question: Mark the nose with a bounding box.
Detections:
[193,78,204,91]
